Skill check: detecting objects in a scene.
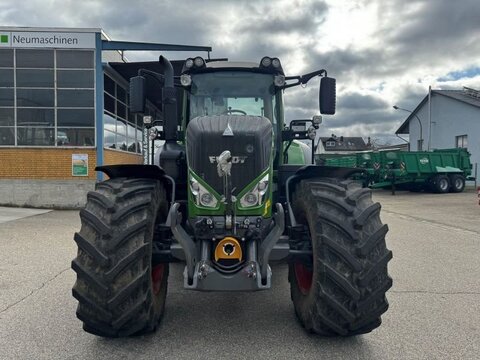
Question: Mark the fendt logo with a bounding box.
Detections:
[0,33,10,46]
[209,155,247,164]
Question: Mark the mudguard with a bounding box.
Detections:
[96,164,175,202]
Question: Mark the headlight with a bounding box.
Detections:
[190,177,218,208]
[240,174,269,208]
[180,74,192,86]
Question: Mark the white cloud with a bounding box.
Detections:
[1,0,480,143]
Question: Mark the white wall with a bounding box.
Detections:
[409,93,480,177]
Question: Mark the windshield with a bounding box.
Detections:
[189,72,276,122]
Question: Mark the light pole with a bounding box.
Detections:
[393,105,423,151]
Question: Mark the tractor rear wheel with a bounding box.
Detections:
[72,177,169,337]
[289,178,392,336]
[449,174,465,193]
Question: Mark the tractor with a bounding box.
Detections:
[72,55,392,337]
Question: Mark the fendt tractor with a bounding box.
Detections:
[72,56,392,337]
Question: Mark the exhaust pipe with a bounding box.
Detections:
[159,55,177,142]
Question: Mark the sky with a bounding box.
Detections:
[1,0,480,144]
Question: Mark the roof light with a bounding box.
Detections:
[185,58,194,68]
[271,58,281,68]
[194,56,205,67]
[261,57,272,67]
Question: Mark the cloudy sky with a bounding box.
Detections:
[2,0,480,144]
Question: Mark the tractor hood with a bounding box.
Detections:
[186,115,273,195]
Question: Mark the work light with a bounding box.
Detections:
[194,57,205,67]
[260,56,272,67]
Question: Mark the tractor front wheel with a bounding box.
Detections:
[289,179,392,336]
[72,178,169,337]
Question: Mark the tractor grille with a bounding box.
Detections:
[186,115,272,195]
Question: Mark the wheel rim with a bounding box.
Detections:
[440,179,448,191]
[455,178,463,189]
[294,263,313,295]
[151,264,165,295]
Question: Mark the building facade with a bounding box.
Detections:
[396,88,480,178]
[0,26,209,208]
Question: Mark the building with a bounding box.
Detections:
[316,135,371,154]
[0,26,210,208]
[395,87,480,176]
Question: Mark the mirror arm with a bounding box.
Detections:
[281,69,327,89]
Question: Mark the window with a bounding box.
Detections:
[456,135,467,148]
[326,141,336,147]
[0,48,95,147]
[103,73,144,154]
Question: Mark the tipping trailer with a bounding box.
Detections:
[317,148,472,193]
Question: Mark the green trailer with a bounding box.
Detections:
[316,148,472,193]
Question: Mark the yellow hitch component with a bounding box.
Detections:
[214,237,243,262]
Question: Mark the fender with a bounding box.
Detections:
[96,164,176,203]
[278,164,364,227]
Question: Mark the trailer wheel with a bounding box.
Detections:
[289,179,392,336]
[430,174,450,193]
[449,174,465,193]
[72,178,169,337]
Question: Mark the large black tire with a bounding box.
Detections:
[449,174,465,193]
[429,174,450,193]
[289,179,392,336]
[72,178,169,337]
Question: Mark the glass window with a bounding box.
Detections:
[17,89,54,107]
[57,70,94,88]
[57,89,94,107]
[104,129,116,149]
[57,109,95,127]
[0,88,14,106]
[16,49,54,68]
[116,118,126,135]
[116,134,127,151]
[104,93,115,113]
[0,69,14,87]
[104,75,115,95]
[0,127,14,145]
[0,49,14,67]
[116,85,126,103]
[56,50,94,69]
[57,128,95,146]
[117,101,126,119]
[455,135,467,148]
[17,127,55,146]
[0,108,14,126]
[104,113,116,133]
[16,69,54,88]
[127,124,136,139]
[17,108,54,126]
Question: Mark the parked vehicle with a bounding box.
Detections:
[317,148,472,193]
[71,56,392,337]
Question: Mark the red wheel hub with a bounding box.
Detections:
[294,263,313,295]
[151,264,165,295]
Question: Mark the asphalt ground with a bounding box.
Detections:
[0,189,479,360]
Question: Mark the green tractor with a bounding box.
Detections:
[72,56,392,337]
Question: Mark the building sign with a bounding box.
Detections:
[0,31,95,49]
[72,154,89,176]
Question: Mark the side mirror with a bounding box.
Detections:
[319,76,336,115]
[129,76,146,114]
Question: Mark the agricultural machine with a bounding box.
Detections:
[72,56,392,337]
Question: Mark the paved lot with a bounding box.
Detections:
[0,206,51,224]
[0,189,479,359]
